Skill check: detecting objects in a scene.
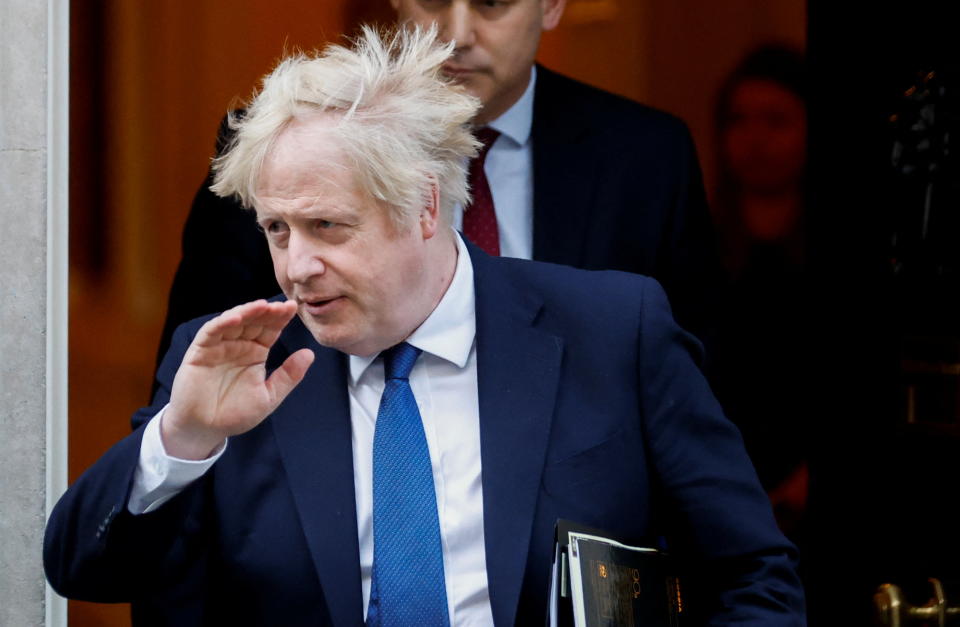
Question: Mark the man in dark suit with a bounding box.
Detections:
[157,0,723,366]
[46,25,802,625]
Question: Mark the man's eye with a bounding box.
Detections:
[258,220,288,235]
[318,220,336,229]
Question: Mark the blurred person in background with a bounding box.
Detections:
[711,45,810,543]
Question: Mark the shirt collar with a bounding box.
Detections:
[485,65,536,147]
[348,230,476,384]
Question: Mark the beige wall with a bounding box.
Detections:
[1,0,68,625]
[0,0,48,616]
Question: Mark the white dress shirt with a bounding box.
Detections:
[130,231,493,625]
[453,67,535,260]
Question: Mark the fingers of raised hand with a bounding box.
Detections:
[244,300,299,346]
[195,300,297,349]
[264,348,315,409]
[193,300,266,346]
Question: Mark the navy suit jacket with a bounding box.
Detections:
[46,244,802,625]
[156,67,725,371]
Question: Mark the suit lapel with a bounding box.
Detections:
[270,317,364,626]
[469,244,564,626]
[531,66,597,267]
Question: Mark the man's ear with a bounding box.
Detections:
[542,0,567,31]
[420,181,441,240]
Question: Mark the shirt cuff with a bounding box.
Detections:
[127,405,227,514]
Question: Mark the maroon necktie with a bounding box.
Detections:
[463,127,501,256]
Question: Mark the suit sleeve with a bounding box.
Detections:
[45,322,213,603]
[636,279,805,625]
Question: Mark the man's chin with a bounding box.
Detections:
[442,70,485,97]
[302,322,374,356]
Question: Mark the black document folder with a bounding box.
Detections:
[549,520,681,627]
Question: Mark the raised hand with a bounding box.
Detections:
[161,299,315,459]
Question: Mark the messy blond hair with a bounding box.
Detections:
[210,24,480,225]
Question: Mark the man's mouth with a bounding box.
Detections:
[299,297,342,316]
[442,64,476,78]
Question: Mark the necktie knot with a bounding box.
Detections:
[382,342,421,380]
[474,126,500,163]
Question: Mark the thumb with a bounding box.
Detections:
[265,349,315,409]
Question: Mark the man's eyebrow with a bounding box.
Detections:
[303,199,361,221]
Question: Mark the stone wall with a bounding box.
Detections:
[0,0,58,625]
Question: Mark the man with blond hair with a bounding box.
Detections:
[47,27,803,626]
[157,0,724,374]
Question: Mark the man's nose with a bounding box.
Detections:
[285,231,325,284]
[437,1,476,50]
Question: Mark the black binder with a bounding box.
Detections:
[549,520,681,627]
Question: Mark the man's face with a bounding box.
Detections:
[391,0,565,124]
[255,115,440,356]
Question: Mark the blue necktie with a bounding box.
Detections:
[367,343,450,627]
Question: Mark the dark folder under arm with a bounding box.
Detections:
[550,520,681,627]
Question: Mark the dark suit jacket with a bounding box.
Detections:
[46,244,803,626]
[156,67,725,371]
